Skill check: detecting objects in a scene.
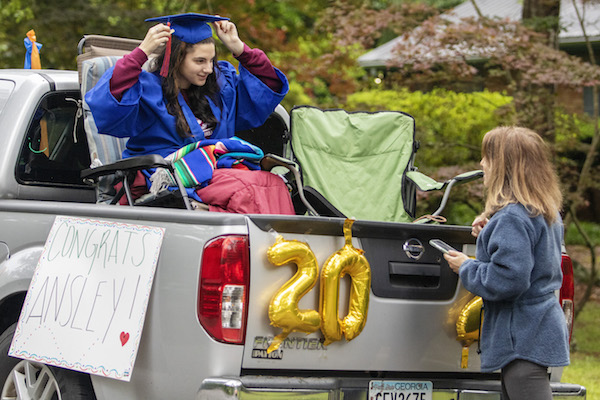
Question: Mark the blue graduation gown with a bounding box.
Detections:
[85,60,289,159]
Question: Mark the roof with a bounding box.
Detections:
[358,0,600,68]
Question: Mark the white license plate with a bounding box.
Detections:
[368,380,433,400]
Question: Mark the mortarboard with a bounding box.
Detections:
[145,13,229,77]
[145,13,229,44]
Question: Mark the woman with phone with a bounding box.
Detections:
[444,126,569,400]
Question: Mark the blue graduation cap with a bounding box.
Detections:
[145,13,229,44]
[145,13,229,77]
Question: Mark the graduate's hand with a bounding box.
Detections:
[214,19,244,57]
[444,250,469,274]
[139,23,173,57]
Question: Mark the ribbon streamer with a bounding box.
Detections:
[319,219,371,345]
[24,30,42,69]
[456,296,483,368]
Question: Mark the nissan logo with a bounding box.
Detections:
[403,238,424,260]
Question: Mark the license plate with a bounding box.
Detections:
[368,380,433,400]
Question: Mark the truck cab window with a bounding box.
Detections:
[16,91,90,186]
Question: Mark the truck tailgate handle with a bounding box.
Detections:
[389,262,441,277]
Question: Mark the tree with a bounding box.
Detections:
[0,0,159,69]
[386,12,600,140]
[520,0,561,141]
[373,1,600,316]
[301,0,439,105]
[565,0,600,318]
[522,0,561,47]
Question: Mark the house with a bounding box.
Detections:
[357,0,600,115]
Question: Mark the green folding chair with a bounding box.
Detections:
[284,106,481,223]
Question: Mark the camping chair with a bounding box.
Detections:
[283,106,482,223]
[77,35,193,210]
[76,35,316,213]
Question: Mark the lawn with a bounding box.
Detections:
[561,301,600,400]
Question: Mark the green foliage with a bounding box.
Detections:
[0,0,33,23]
[275,35,367,107]
[562,352,600,400]
[344,88,514,169]
[565,222,600,246]
[342,87,598,223]
[562,301,600,400]
[0,0,158,69]
[555,111,596,145]
[553,109,600,213]
[420,0,465,11]
[281,81,313,111]
[570,301,600,354]
[0,0,34,65]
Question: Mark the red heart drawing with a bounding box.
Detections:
[120,331,130,346]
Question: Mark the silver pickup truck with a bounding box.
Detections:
[0,68,586,400]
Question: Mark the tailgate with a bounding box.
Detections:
[243,216,479,373]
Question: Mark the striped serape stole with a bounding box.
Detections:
[171,138,264,189]
[172,142,218,188]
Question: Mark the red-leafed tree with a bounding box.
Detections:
[375,0,600,315]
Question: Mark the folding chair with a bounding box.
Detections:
[284,106,482,223]
[77,35,193,210]
[76,35,304,213]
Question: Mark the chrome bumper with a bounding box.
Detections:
[197,377,586,400]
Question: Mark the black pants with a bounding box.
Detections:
[501,359,552,400]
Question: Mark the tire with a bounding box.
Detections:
[0,323,97,400]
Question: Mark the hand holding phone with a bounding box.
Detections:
[429,239,457,254]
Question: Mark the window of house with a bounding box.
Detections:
[16,91,91,186]
[583,86,599,116]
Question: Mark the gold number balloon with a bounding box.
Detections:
[456,295,484,368]
[319,219,371,345]
[266,236,321,353]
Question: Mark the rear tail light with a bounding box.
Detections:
[560,254,575,342]
[198,235,250,344]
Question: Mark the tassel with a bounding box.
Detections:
[160,22,172,78]
[461,346,469,369]
[39,118,49,156]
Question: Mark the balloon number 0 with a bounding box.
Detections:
[266,219,371,353]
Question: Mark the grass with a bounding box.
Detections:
[561,301,600,400]
[564,221,600,246]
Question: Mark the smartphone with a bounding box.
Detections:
[429,239,457,254]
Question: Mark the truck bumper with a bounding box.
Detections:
[197,377,586,400]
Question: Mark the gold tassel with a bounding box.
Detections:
[461,346,469,369]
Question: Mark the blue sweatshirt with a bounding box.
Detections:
[459,203,570,372]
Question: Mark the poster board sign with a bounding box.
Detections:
[9,216,165,381]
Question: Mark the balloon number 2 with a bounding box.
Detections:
[266,219,371,353]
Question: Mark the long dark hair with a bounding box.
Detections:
[152,36,221,138]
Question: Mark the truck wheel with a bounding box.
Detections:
[0,323,97,400]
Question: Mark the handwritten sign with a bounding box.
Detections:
[9,216,165,381]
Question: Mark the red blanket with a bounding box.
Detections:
[196,169,295,214]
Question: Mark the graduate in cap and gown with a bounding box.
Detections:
[85,14,294,213]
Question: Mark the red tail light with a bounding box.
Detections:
[560,254,575,342]
[198,235,250,344]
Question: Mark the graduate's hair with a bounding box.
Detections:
[481,126,562,223]
[152,36,221,138]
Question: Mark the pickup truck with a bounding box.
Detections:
[0,67,586,400]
